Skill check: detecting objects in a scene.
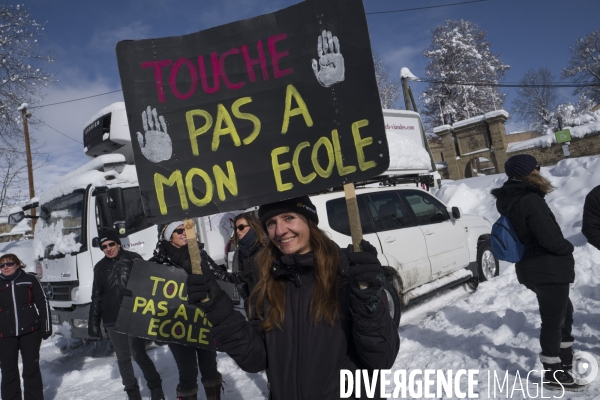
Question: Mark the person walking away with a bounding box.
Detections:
[88,229,165,400]
[0,253,52,400]
[186,196,400,400]
[582,184,600,250]
[149,221,223,400]
[491,154,585,391]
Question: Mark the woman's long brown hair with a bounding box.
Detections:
[524,172,556,194]
[249,220,340,331]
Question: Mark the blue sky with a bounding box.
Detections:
[24,0,600,193]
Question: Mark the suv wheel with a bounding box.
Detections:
[383,278,401,328]
[478,240,499,281]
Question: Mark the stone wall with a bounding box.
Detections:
[506,131,542,143]
[508,130,600,166]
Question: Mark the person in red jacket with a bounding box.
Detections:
[0,253,51,400]
[186,196,400,400]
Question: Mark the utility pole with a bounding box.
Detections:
[20,106,36,230]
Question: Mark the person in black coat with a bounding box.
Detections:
[582,185,600,250]
[186,196,400,400]
[149,221,223,400]
[0,253,51,400]
[88,229,164,400]
[491,154,583,391]
[224,213,265,313]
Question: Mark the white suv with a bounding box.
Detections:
[310,185,498,326]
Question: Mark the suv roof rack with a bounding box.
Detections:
[310,173,434,196]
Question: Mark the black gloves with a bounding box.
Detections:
[347,242,386,317]
[88,323,102,339]
[186,272,233,325]
[239,270,255,284]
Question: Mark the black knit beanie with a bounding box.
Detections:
[505,154,538,179]
[258,195,319,229]
[98,229,121,246]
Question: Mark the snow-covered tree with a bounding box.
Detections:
[562,27,600,105]
[511,68,558,134]
[420,19,510,131]
[373,54,401,109]
[0,3,53,211]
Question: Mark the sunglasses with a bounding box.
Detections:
[173,228,185,235]
[0,262,16,268]
[236,224,250,231]
[101,242,117,250]
[535,165,541,171]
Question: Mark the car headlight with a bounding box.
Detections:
[72,319,88,329]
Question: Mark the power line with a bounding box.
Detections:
[31,89,122,110]
[39,121,82,144]
[366,0,487,15]
[414,79,600,88]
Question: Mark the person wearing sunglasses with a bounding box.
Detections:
[88,229,165,400]
[0,253,51,400]
[209,213,266,316]
[492,154,584,391]
[148,221,223,400]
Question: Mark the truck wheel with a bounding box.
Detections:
[477,240,499,281]
[383,279,401,328]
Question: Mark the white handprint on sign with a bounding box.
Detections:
[311,30,345,88]
[136,106,173,163]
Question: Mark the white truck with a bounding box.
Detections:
[20,103,239,339]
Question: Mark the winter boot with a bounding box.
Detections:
[542,362,588,392]
[202,372,223,400]
[560,346,574,372]
[126,386,143,400]
[176,384,198,400]
[150,386,165,400]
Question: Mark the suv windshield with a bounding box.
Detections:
[36,191,85,258]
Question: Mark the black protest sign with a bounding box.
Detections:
[115,260,215,350]
[117,0,389,224]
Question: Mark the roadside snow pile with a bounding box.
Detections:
[33,219,82,259]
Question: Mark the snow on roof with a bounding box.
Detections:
[432,124,452,134]
[507,121,600,153]
[386,133,431,171]
[60,154,127,183]
[39,164,138,205]
[452,110,510,129]
[83,102,125,128]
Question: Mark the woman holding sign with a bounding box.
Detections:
[186,196,400,400]
[150,222,223,400]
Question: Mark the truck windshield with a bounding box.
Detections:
[37,191,85,257]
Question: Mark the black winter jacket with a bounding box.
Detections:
[582,185,600,250]
[0,269,51,338]
[491,180,574,284]
[89,249,142,336]
[210,251,400,400]
[230,242,262,299]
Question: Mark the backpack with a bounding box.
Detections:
[490,197,525,263]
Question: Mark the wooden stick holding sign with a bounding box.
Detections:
[344,183,368,290]
[183,219,203,275]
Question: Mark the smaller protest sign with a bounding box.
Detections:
[115,260,215,350]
